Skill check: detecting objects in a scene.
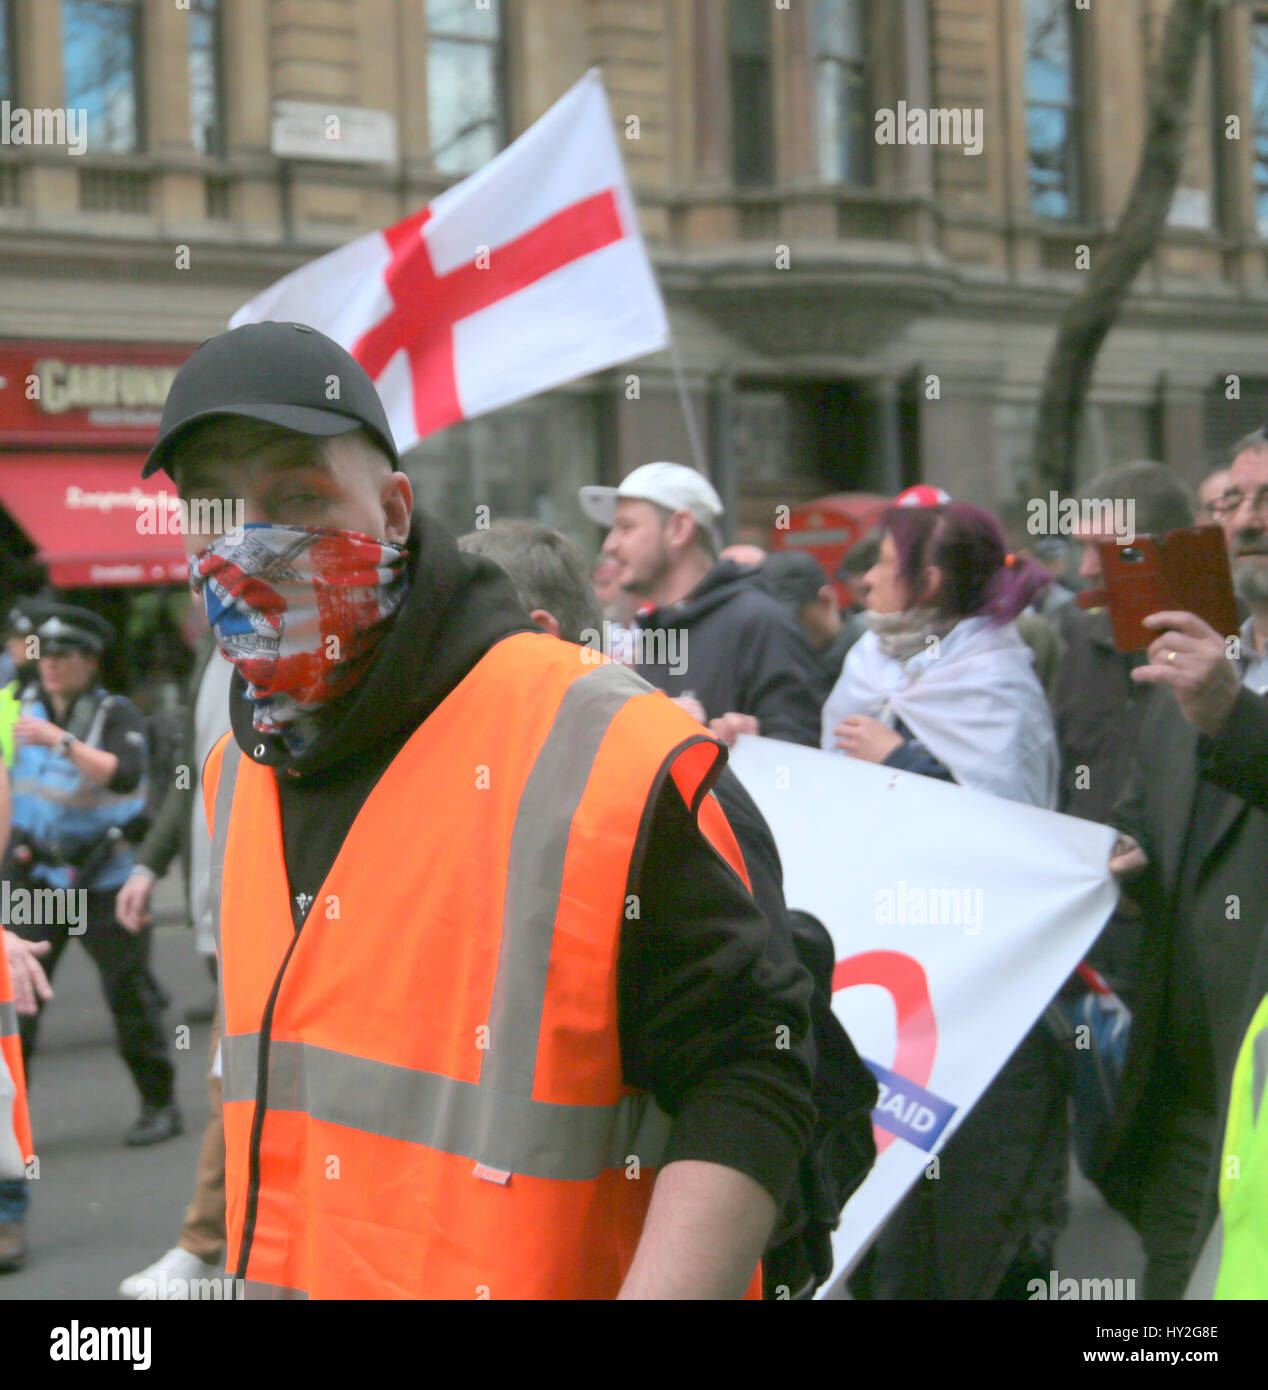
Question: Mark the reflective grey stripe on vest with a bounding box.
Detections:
[221,1034,672,1181]
[208,736,243,958]
[212,660,674,1179]
[1252,1024,1268,1125]
[0,1000,17,1037]
[241,1278,308,1300]
[1186,1211,1223,1300]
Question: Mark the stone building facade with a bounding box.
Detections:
[3,0,1268,559]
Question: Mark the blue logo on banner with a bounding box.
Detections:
[864,1059,957,1152]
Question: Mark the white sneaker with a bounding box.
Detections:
[118,1246,224,1299]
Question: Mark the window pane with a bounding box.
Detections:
[1024,0,1079,218]
[1027,106,1072,219]
[733,59,773,185]
[426,0,499,42]
[1026,0,1073,100]
[730,0,770,60]
[1253,20,1268,140]
[62,0,140,154]
[816,0,866,61]
[817,60,870,184]
[0,0,12,103]
[428,36,500,174]
[189,5,221,156]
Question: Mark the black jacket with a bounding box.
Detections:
[1104,688,1268,1222]
[220,512,816,1208]
[635,562,824,747]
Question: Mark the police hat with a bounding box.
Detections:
[4,597,58,641]
[33,604,116,656]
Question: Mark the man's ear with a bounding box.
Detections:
[381,471,413,545]
[664,509,699,554]
[918,564,943,606]
[530,609,561,638]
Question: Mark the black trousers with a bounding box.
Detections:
[12,887,175,1110]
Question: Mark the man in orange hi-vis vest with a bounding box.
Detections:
[139,323,816,1300]
[1,759,54,1274]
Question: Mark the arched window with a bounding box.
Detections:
[1252,13,1268,234]
[731,0,774,186]
[0,0,15,105]
[187,0,223,157]
[62,0,143,154]
[816,0,871,185]
[426,0,505,176]
[1024,0,1084,220]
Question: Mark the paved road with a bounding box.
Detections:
[1,882,1145,1302]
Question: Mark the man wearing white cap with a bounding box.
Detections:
[580,464,823,746]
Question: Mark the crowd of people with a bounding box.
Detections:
[1,319,1265,1300]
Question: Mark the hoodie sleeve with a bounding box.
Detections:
[617,772,816,1210]
[735,605,824,748]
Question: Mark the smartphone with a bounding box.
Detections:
[1076,526,1239,653]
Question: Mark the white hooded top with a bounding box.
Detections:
[820,615,1059,809]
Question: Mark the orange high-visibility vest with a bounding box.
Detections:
[204,634,763,1299]
[0,934,33,1181]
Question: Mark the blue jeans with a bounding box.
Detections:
[0,1178,28,1223]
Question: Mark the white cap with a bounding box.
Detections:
[579,462,725,544]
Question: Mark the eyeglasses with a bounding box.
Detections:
[1212,485,1268,516]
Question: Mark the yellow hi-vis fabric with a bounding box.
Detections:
[0,682,20,768]
[1214,991,1268,1298]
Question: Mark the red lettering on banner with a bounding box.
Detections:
[833,950,938,1153]
[352,191,625,439]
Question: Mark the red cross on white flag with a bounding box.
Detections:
[230,70,669,453]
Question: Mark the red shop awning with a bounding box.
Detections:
[0,455,188,588]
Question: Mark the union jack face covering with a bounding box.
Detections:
[190,523,408,753]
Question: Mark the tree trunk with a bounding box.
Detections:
[1030,0,1216,495]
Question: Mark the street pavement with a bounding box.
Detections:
[1,873,1145,1303]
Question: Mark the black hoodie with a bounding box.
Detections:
[635,561,824,747]
[223,512,814,1208]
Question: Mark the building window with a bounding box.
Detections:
[1024,0,1083,220]
[731,0,774,186]
[188,0,222,157]
[0,0,15,104]
[62,0,143,154]
[1253,15,1268,235]
[425,0,504,176]
[816,0,871,184]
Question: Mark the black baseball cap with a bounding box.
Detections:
[759,550,832,610]
[142,321,400,480]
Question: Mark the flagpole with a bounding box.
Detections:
[666,333,711,480]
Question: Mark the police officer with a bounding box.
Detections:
[5,604,181,1146]
[1,601,55,768]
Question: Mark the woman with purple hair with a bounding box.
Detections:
[821,502,1059,807]
[824,502,1068,1300]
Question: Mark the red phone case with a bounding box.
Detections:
[1079,527,1239,653]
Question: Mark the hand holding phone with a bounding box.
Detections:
[1077,526,1239,653]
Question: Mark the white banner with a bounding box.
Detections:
[725,736,1119,1297]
